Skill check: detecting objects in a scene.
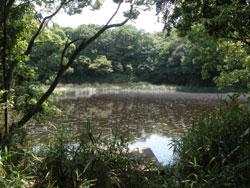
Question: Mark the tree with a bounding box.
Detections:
[214,40,250,89]
[31,24,224,86]
[156,0,250,46]
[0,0,150,142]
[88,55,113,76]
[156,0,250,89]
[30,26,68,83]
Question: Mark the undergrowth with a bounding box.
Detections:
[164,98,250,187]
[33,125,163,188]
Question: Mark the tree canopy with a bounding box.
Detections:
[156,0,250,88]
[0,0,152,140]
[157,0,250,46]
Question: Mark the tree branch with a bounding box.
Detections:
[66,2,129,69]
[24,0,67,55]
[105,2,122,26]
[60,38,85,68]
[60,1,124,68]
[13,3,131,130]
[5,60,18,88]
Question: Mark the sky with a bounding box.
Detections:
[53,0,164,33]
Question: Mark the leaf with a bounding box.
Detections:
[240,128,250,138]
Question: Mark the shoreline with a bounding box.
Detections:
[55,83,248,101]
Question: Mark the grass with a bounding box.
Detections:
[163,97,250,187]
[0,147,36,188]
[1,123,164,188]
[35,125,163,188]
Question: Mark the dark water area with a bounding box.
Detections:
[57,93,219,137]
[26,85,229,165]
[50,89,222,165]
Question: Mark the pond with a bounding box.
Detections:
[28,84,225,165]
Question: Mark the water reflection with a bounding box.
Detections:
[20,84,230,166]
[52,90,219,163]
[129,133,174,165]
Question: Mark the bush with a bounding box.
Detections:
[0,147,35,187]
[34,125,163,188]
[166,99,250,187]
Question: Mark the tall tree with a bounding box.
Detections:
[156,0,250,46]
[156,0,250,89]
[0,0,150,142]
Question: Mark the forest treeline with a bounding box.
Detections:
[30,24,249,88]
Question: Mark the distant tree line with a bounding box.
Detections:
[30,24,249,88]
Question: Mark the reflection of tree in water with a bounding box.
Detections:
[56,93,218,138]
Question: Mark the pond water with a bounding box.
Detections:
[25,85,229,165]
[40,85,223,165]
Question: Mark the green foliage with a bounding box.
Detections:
[30,26,69,83]
[165,99,250,187]
[29,125,163,188]
[88,55,113,76]
[0,3,62,135]
[29,23,249,90]
[156,0,250,90]
[0,148,35,188]
[0,123,166,187]
[158,0,250,46]
[215,41,250,89]
[29,23,248,89]
[32,24,229,87]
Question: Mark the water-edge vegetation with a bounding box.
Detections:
[0,0,250,188]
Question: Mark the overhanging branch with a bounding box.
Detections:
[13,2,132,130]
[24,0,68,55]
[60,38,85,68]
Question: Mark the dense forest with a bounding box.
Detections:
[30,24,249,89]
[0,0,250,187]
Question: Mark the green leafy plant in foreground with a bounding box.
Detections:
[33,124,163,188]
[166,98,250,187]
[0,147,35,188]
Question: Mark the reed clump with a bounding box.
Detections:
[163,99,250,187]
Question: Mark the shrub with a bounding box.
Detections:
[34,125,163,188]
[167,99,250,187]
[0,147,35,187]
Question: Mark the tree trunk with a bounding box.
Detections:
[1,0,9,137]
